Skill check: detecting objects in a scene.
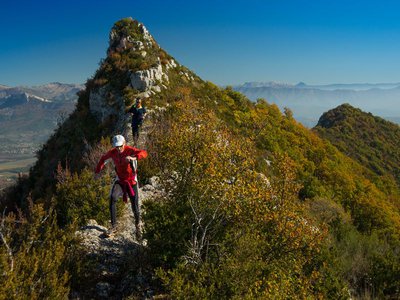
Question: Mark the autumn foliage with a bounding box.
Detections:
[142,92,347,298]
[1,18,400,298]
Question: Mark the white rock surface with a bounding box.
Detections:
[130,63,164,92]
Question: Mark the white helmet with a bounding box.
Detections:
[112,135,125,147]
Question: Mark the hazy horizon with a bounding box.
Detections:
[3,80,400,90]
[2,0,400,87]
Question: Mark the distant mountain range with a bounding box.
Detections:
[233,81,400,127]
[0,82,83,155]
[3,80,400,143]
[0,82,83,103]
[237,81,400,90]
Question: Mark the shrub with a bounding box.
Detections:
[0,200,80,299]
[54,166,111,227]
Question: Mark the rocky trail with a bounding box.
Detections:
[74,178,159,299]
[74,113,162,299]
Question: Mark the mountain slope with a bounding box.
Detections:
[314,103,400,188]
[1,18,400,299]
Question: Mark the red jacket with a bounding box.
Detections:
[95,145,148,185]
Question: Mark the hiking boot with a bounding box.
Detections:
[104,227,117,238]
[135,223,142,241]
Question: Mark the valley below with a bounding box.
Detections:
[0,153,36,188]
[0,82,82,188]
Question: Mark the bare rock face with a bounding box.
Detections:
[129,57,177,97]
[119,37,144,52]
[139,23,154,47]
[130,61,165,92]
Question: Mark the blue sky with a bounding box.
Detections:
[2,0,400,86]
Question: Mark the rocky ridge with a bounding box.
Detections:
[89,18,179,134]
[75,21,171,294]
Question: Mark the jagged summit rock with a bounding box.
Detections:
[88,18,178,133]
[108,18,156,53]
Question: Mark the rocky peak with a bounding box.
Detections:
[88,18,178,133]
[108,18,156,54]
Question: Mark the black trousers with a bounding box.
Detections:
[132,123,142,144]
[110,182,140,227]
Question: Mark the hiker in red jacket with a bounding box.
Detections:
[95,134,148,237]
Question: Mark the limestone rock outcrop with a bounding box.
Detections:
[130,61,164,92]
[89,19,178,128]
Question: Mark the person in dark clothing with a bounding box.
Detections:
[128,98,147,145]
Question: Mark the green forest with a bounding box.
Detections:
[1,18,399,299]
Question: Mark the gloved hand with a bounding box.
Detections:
[125,156,137,162]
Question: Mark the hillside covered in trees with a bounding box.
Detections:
[1,18,399,299]
[314,103,400,189]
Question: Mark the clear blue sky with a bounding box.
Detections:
[2,0,400,86]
